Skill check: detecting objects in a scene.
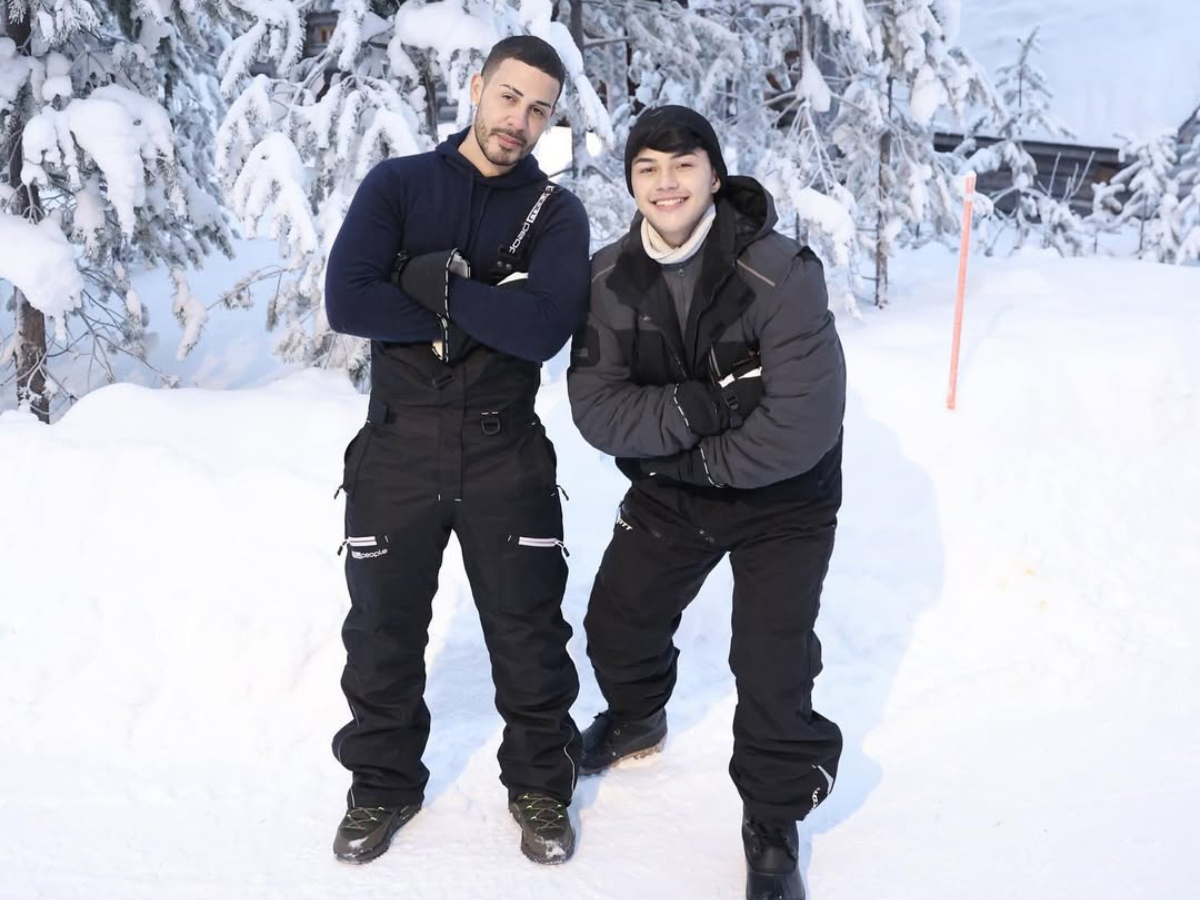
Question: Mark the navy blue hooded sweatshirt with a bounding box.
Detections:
[324,129,590,367]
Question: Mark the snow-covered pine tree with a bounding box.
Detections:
[964,27,1075,254]
[1095,131,1179,259]
[1088,167,1124,251]
[1172,124,1200,264]
[835,0,997,307]
[744,1,875,312]
[215,0,611,384]
[1033,191,1088,257]
[0,1,232,420]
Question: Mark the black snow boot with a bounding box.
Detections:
[332,804,421,864]
[579,709,667,775]
[743,814,804,900]
[509,791,576,865]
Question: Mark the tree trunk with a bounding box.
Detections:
[3,7,49,421]
[12,288,49,421]
[420,60,440,137]
[626,35,639,115]
[567,0,588,176]
[1139,191,1147,256]
[874,75,894,309]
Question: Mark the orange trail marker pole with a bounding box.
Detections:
[947,171,977,410]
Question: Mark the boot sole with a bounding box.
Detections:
[746,867,805,900]
[334,843,390,865]
[509,804,576,866]
[579,734,667,776]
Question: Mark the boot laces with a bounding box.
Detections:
[514,792,567,834]
[342,806,387,834]
[748,818,797,861]
[592,710,626,738]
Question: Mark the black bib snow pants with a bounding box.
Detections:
[584,435,844,823]
[332,349,581,809]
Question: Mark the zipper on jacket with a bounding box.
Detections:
[640,310,689,380]
[667,345,687,380]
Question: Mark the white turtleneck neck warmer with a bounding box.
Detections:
[640,202,717,265]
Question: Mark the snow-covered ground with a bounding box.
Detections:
[2,244,1197,899]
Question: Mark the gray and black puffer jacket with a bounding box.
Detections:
[567,176,845,497]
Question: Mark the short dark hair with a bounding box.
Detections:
[481,35,566,98]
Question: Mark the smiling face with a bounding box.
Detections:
[461,58,560,177]
[630,147,721,248]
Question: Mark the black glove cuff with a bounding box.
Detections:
[443,320,480,365]
[674,381,724,436]
[397,250,452,316]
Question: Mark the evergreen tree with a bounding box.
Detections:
[964,27,1075,254]
[1,1,232,420]
[746,1,875,311]
[836,0,997,306]
[1095,131,1179,259]
[1168,112,1200,263]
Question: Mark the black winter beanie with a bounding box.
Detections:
[623,105,728,195]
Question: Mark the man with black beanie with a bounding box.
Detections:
[568,105,846,900]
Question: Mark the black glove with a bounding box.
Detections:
[392,248,470,315]
[439,320,480,365]
[674,372,764,437]
[634,451,722,487]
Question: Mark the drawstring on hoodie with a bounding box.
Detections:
[445,139,502,261]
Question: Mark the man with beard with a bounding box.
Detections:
[323,36,588,867]
[568,106,846,900]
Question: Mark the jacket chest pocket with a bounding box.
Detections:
[707,336,761,383]
[617,320,686,384]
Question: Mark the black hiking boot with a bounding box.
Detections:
[579,709,667,775]
[508,791,576,865]
[332,804,421,864]
[743,813,804,900]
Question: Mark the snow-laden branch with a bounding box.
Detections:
[0,213,84,338]
[228,131,319,260]
[22,85,176,236]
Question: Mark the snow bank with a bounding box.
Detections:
[1,248,1198,899]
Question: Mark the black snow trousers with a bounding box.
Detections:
[332,393,581,809]
[584,436,844,823]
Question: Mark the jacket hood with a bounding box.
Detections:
[718,175,777,248]
[436,127,549,189]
